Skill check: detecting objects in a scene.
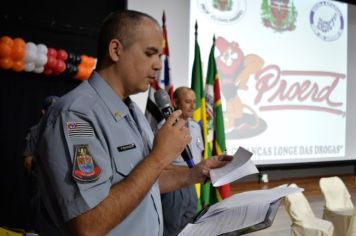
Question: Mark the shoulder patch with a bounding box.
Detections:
[72,145,101,182]
[66,121,94,138]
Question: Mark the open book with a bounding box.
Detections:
[178,185,304,236]
[210,147,259,187]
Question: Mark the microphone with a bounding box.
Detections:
[154,89,195,168]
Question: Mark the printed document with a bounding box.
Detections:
[178,185,304,236]
[210,147,259,187]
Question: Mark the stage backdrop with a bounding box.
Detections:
[129,0,356,165]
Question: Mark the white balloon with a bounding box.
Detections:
[33,66,44,73]
[24,50,37,63]
[37,44,48,54]
[35,53,47,66]
[26,42,37,52]
[24,62,35,72]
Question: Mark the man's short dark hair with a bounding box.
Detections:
[96,10,159,68]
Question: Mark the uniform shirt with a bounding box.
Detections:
[159,119,204,236]
[171,119,204,166]
[37,72,163,236]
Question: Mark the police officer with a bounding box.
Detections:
[36,10,231,236]
[161,87,204,236]
[23,96,59,173]
[23,95,59,233]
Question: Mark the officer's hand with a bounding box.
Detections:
[190,155,233,184]
[24,156,33,173]
[150,110,191,166]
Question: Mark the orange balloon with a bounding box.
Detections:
[12,60,25,72]
[87,57,95,68]
[0,43,12,57]
[0,57,14,69]
[82,67,92,80]
[80,55,89,67]
[11,45,25,61]
[13,38,26,48]
[75,65,91,80]
[0,36,14,47]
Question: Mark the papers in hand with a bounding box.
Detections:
[210,147,259,187]
[178,185,304,236]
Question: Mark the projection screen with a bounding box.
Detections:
[189,0,352,165]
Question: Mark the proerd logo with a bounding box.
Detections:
[214,36,345,140]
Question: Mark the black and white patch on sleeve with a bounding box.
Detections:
[66,121,94,138]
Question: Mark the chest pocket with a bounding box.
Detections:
[112,124,145,177]
[195,136,204,151]
[114,144,143,177]
[190,124,204,151]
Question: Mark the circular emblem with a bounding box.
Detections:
[197,0,246,24]
[310,1,344,42]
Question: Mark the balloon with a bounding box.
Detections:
[26,42,37,52]
[47,48,57,58]
[13,38,26,48]
[43,68,53,75]
[87,57,96,68]
[68,53,81,64]
[67,52,75,62]
[83,67,92,80]
[69,65,78,77]
[12,60,25,72]
[0,43,12,57]
[37,44,48,54]
[45,56,57,69]
[33,66,44,73]
[35,53,47,66]
[80,55,89,66]
[55,60,66,73]
[24,49,37,63]
[65,62,73,73]
[0,36,14,47]
[24,62,35,72]
[76,65,91,80]
[57,49,68,61]
[11,45,25,61]
[0,57,14,69]
[74,55,81,65]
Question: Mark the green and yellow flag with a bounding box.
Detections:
[190,22,208,210]
[201,36,231,208]
[209,36,230,200]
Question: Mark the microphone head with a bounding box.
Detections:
[154,89,171,109]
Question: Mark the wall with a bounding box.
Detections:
[128,0,190,112]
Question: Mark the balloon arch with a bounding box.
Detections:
[0,35,96,80]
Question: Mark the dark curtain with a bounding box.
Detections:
[0,0,127,229]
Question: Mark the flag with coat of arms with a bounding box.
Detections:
[203,35,231,207]
[145,11,174,132]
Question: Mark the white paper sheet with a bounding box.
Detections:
[210,147,259,187]
[178,185,304,236]
[179,202,270,236]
